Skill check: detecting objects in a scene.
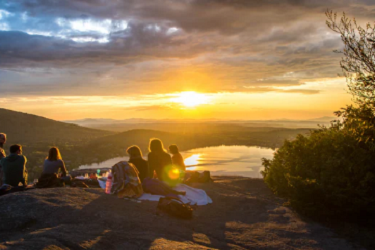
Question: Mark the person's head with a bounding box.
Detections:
[126,145,143,158]
[149,138,166,153]
[47,147,62,161]
[10,144,22,155]
[169,144,179,154]
[0,133,6,145]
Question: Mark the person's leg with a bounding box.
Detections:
[61,175,72,185]
[23,172,28,186]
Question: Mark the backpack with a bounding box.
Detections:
[157,197,193,219]
[199,171,212,183]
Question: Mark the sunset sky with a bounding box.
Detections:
[0,0,373,121]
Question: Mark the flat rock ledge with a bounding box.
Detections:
[0,177,359,250]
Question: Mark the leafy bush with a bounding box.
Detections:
[262,11,375,220]
[262,106,375,218]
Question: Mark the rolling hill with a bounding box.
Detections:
[0,108,114,179]
[0,108,113,145]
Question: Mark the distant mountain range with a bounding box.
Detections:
[305,116,337,122]
[65,116,335,125]
[64,116,335,131]
[64,118,222,125]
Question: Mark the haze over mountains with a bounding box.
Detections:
[64,116,334,132]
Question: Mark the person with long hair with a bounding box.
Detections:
[169,144,186,172]
[126,145,148,182]
[43,147,67,177]
[147,138,173,182]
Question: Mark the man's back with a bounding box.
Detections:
[1,154,27,186]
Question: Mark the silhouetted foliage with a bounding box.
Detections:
[262,12,375,220]
[262,122,375,218]
[326,10,375,107]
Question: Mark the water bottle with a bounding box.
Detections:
[105,172,113,194]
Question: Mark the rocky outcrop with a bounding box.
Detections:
[0,177,360,249]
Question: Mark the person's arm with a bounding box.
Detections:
[22,156,28,186]
[147,154,156,178]
[166,153,172,166]
[60,160,67,177]
[171,155,177,166]
[143,160,149,180]
[0,149,5,169]
[179,154,186,170]
[0,148,5,159]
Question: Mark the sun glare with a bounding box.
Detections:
[171,91,210,108]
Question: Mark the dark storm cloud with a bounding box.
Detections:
[0,0,374,95]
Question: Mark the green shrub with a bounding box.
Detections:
[262,112,375,218]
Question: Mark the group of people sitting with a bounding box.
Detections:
[0,132,187,189]
[128,139,186,184]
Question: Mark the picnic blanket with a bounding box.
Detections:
[142,177,180,199]
[139,184,212,206]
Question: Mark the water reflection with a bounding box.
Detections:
[184,154,202,168]
[79,146,274,178]
[181,146,274,178]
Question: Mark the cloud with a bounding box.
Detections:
[0,0,373,97]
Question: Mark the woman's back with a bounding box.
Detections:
[128,157,148,182]
[43,159,67,176]
[172,153,186,171]
[148,151,172,181]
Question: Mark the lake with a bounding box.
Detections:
[79,145,275,178]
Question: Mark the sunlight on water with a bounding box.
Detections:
[79,146,275,178]
[184,154,202,168]
[181,146,274,178]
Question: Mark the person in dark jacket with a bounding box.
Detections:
[126,145,148,182]
[1,144,28,187]
[0,133,7,186]
[147,139,173,182]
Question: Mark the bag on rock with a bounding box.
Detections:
[157,197,193,219]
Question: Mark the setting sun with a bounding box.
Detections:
[171,91,210,108]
